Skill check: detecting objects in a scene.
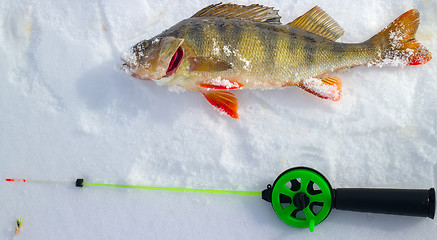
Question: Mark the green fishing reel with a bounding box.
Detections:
[262,167,435,232]
[262,167,333,232]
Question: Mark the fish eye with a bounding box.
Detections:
[132,40,149,53]
[142,40,150,48]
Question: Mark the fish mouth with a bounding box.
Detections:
[121,62,129,71]
[164,47,183,77]
[121,62,151,81]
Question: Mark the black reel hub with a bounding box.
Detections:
[293,193,310,210]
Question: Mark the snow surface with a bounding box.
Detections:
[1,0,437,239]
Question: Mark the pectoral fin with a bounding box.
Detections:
[202,90,239,119]
[298,76,342,101]
[188,57,232,72]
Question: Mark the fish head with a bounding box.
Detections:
[122,36,185,81]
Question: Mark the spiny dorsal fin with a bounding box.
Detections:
[288,6,344,41]
[191,3,281,24]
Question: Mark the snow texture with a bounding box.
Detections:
[1,0,437,239]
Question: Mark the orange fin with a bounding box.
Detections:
[202,90,239,119]
[298,76,342,101]
[199,78,244,90]
[188,57,232,72]
[368,9,431,66]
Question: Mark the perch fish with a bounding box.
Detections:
[122,3,432,118]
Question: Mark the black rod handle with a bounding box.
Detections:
[333,188,435,219]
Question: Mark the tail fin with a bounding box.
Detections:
[368,9,431,66]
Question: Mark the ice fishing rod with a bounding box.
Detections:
[6,167,435,232]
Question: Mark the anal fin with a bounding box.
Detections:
[298,76,342,101]
[202,90,239,119]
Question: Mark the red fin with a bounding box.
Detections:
[199,78,244,90]
[369,9,431,66]
[298,76,342,101]
[202,90,239,118]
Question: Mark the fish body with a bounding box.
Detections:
[122,4,432,118]
[158,18,368,89]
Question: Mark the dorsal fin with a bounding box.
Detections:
[191,3,281,24]
[288,6,344,41]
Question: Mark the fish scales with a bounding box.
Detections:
[163,18,374,87]
[123,4,431,118]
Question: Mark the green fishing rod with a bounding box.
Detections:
[75,178,261,196]
[6,167,436,232]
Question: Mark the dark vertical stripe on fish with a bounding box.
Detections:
[225,20,243,63]
[304,35,316,67]
[254,24,272,71]
[263,24,278,71]
[228,19,242,47]
[188,19,204,53]
[281,26,297,70]
[213,18,227,37]
[332,42,346,62]
[212,17,227,54]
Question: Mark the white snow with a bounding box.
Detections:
[1,0,437,239]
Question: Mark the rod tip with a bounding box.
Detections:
[5,178,27,182]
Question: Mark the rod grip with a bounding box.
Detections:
[333,188,435,219]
